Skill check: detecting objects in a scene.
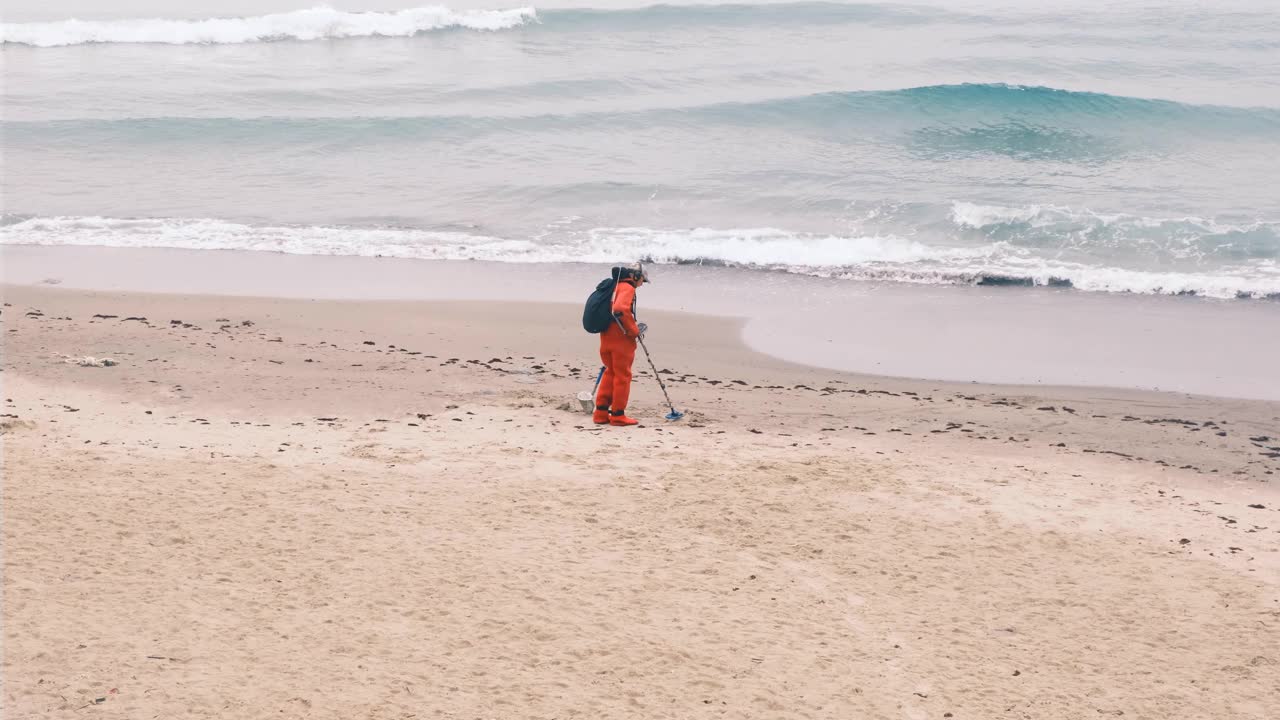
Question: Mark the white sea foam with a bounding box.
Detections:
[574,227,999,266]
[0,6,537,47]
[950,202,1046,228]
[0,216,997,266]
[831,256,1280,299]
[4,215,1278,300]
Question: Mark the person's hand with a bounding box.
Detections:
[637,322,648,340]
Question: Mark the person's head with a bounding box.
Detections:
[613,262,650,286]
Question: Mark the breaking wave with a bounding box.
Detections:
[4,215,1277,300]
[0,6,537,47]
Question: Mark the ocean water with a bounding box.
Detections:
[3,1,1279,299]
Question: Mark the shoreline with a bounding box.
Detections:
[5,244,1280,401]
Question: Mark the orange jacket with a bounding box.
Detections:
[606,279,640,338]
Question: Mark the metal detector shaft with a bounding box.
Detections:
[637,337,682,418]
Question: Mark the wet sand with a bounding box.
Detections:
[5,244,1279,399]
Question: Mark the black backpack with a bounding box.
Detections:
[582,277,617,334]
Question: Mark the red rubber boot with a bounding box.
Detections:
[609,410,639,427]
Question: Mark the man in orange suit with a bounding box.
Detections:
[593,263,649,427]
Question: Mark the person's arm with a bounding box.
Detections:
[611,282,640,336]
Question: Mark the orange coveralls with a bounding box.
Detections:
[594,279,640,413]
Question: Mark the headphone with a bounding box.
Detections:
[612,262,649,283]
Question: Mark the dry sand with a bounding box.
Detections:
[3,284,1278,719]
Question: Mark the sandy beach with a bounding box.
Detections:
[3,267,1278,719]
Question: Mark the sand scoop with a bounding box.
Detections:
[578,367,606,413]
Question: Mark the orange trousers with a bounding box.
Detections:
[595,334,637,412]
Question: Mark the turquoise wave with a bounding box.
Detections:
[713,84,1280,133]
[9,84,1279,139]
[8,84,1277,168]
